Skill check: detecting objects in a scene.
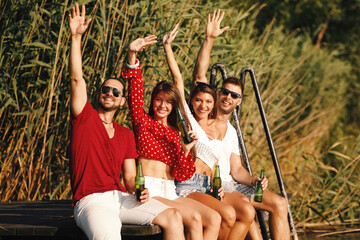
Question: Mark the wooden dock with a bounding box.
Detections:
[0,200,162,239]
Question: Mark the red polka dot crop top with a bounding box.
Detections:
[122,63,195,181]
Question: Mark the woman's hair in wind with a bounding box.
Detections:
[148,81,188,131]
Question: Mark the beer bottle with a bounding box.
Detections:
[254,169,264,202]
[212,165,222,200]
[135,162,145,202]
[176,107,193,144]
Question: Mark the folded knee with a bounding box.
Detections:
[208,209,222,230]
[155,208,183,229]
[221,205,236,228]
[273,196,288,215]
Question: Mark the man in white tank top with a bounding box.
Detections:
[192,10,291,240]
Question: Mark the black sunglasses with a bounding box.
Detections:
[101,86,121,98]
[220,88,241,99]
[196,81,217,90]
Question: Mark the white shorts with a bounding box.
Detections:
[145,176,179,200]
[74,190,170,240]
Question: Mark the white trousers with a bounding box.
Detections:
[74,190,169,240]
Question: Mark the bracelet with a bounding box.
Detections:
[251,178,256,187]
[126,58,139,69]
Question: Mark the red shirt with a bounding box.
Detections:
[70,101,137,205]
[122,64,195,181]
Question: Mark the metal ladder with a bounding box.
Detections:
[210,63,298,240]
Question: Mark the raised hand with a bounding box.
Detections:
[206,9,229,39]
[129,35,158,53]
[69,3,92,37]
[163,23,180,46]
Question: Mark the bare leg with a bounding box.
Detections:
[155,196,221,240]
[152,208,185,240]
[251,190,290,240]
[245,221,262,240]
[223,191,256,240]
[186,192,236,240]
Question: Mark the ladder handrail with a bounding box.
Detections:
[210,63,298,240]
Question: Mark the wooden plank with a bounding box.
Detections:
[0,200,162,238]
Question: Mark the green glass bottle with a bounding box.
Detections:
[212,165,222,200]
[254,169,264,202]
[176,107,193,144]
[135,162,145,202]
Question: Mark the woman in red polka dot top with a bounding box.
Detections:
[121,35,221,240]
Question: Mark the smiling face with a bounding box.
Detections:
[98,79,126,111]
[218,83,242,114]
[152,91,174,121]
[190,92,215,120]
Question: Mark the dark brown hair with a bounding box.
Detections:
[189,82,218,119]
[223,77,243,93]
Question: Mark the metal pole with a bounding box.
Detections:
[240,66,298,240]
[210,63,270,240]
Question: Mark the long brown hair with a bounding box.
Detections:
[148,81,189,131]
[189,82,218,119]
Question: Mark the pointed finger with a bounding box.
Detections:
[144,35,157,42]
[218,11,225,23]
[208,13,211,23]
[212,10,216,21]
[144,40,158,47]
[173,30,179,38]
[71,6,75,18]
[81,4,86,18]
[215,9,221,21]
[171,23,180,34]
[75,3,80,16]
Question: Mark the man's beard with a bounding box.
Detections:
[98,99,118,111]
[218,104,235,115]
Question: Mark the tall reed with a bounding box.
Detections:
[0,0,357,226]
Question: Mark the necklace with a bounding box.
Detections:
[101,119,112,124]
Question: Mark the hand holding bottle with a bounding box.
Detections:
[182,130,198,157]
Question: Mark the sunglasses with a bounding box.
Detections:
[196,81,217,90]
[220,88,241,99]
[101,86,121,98]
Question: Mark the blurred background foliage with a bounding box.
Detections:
[0,0,359,229]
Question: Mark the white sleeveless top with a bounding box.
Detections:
[184,103,225,170]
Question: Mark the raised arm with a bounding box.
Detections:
[69,3,92,116]
[122,36,157,126]
[163,23,187,104]
[193,9,229,86]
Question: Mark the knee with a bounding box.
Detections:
[241,202,256,224]
[188,210,203,228]
[156,208,183,230]
[273,196,288,215]
[220,205,236,228]
[208,209,222,230]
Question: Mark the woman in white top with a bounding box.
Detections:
[163,22,256,240]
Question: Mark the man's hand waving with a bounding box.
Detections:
[69,3,92,37]
[206,9,229,39]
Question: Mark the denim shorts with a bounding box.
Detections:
[175,173,211,197]
[223,180,255,199]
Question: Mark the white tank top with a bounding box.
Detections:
[184,103,225,170]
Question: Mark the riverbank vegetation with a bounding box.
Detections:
[0,0,358,230]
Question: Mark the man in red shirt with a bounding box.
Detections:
[68,3,184,240]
